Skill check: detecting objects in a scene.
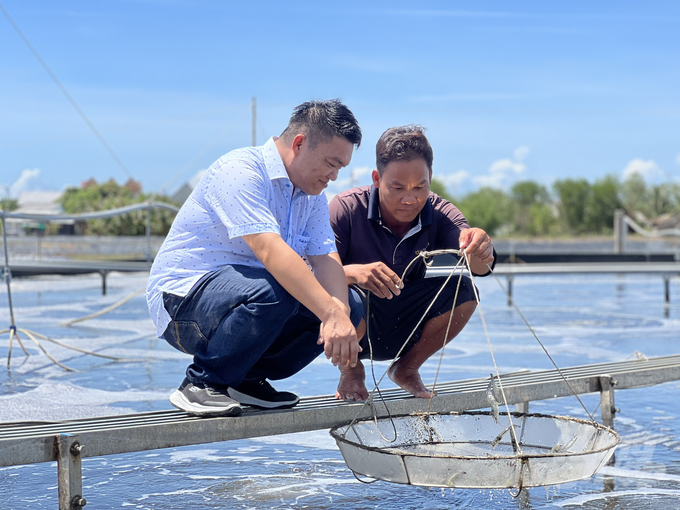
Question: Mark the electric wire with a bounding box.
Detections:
[0,4,134,180]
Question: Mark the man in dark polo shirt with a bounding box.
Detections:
[328,125,496,401]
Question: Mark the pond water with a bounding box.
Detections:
[0,271,679,509]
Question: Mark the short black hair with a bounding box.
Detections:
[376,125,433,176]
[280,99,362,148]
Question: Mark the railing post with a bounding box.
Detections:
[145,203,152,265]
[599,375,617,465]
[507,275,513,306]
[614,209,627,254]
[100,270,108,296]
[514,401,529,413]
[57,433,87,509]
[599,375,616,429]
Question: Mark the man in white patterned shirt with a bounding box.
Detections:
[147,100,363,416]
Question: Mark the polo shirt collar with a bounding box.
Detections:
[262,137,289,182]
[368,185,381,221]
[367,185,434,227]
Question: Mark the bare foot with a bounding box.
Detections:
[388,359,436,399]
[335,361,369,401]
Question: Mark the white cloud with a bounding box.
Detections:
[437,170,470,188]
[622,159,662,181]
[474,148,528,189]
[514,146,530,162]
[349,165,372,180]
[9,168,41,197]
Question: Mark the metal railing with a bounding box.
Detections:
[614,208,680,254]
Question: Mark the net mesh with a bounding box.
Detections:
[331,412,619,489]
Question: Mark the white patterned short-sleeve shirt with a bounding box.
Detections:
[146,137,337,337]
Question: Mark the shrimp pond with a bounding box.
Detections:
[1,271,679,509]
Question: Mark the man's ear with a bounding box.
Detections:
[291,134,306,157]
[371,169,381,188]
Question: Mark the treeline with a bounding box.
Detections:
[59,178,177,235]
[431,174,680,236]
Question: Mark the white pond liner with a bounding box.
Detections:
[330,411,619,489]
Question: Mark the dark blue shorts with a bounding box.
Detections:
[355,274,477,361]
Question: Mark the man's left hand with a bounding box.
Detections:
[459,228,494,265]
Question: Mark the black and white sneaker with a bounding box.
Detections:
[169,378,243,417]
[228,379,299,409]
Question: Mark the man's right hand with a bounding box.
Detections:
[345,262,403,299]
[317,306,361,367]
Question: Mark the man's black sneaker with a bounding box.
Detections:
[169,378,243,417]
[227,379,299,409]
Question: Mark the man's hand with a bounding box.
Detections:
[345,262,403,299]
[317,307,361,367]
[243,234,361,367]
[459,228,494,265]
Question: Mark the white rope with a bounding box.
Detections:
[488,270,597,423]
[63,287,145,326]
[624,215,680,238]
[342,251,467,437]
[463,251,524,455]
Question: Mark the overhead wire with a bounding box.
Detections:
[0,4,134,181]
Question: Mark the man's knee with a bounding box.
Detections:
[348,288,363,327]
[456,299,477,317]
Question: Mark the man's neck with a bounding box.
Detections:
[379,203,417,239]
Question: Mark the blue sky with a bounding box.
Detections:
[1,0,679,200]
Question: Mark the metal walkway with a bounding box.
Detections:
[6,259,150,294]
[2,354,680,508]
[429,261,680,305]
[6,260,678,297]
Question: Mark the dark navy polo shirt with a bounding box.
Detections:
[330,185,493,281]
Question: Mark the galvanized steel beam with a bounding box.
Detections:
[1,354,680,469]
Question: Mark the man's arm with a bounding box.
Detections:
[328,192,402,299]
[242,232,360,368]
[307,252,365,365]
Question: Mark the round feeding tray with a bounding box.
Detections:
[330,411,619,489]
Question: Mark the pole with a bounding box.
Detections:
[614,209,626,254]
[1,214,17,327]
[145,204,152,265]
[57,434,86,509]
[251,96,257,147]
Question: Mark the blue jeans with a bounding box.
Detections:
[161,265,363,389]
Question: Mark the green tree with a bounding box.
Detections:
[456,187,511,235]
[584,175,621,233]
[0,198,18,211]
[60,178,177,235]
[510,181,553,236]
[620,174,679,220]
[528,202,557,236]
[621,173,648,216]
[430,178,454,202]
[553,179,592,234]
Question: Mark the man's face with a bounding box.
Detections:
[372,158,431,227]
[288,135,354,195]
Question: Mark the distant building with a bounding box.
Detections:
[171,182,193,205]
[6,191,80,235]
[16,191,62,215]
